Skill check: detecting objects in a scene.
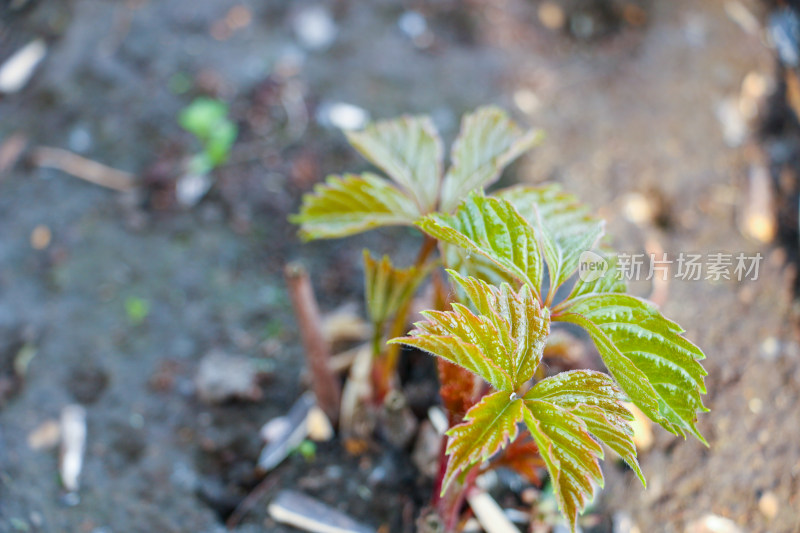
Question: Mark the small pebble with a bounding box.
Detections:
[514,89,541,115]
[316,102,369,131]
[621,193,655,225]
[129,412,145,429]
[398,11,427,39]
[293,6,337,51]
[0,39,47,94]
[27,419,60,451]
[30,225,51,250]
[748,398,762,414]
[758,491,779,520]
[61,492,80,507]
[176,172,212,208]
[613,511,640,533]
[68,126,92,153]
[760,337,780,360]
[306,405,333,442]
[538,2,566,30]
[715,97,747,148]
[739,72,770,121]
[684,514,742,533]
[740,163,776,243]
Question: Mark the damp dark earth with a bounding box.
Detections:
[1,1,800,532]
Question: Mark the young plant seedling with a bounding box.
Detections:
[291,107,708,532]
[293,106,542,399]
[178,96,238,175]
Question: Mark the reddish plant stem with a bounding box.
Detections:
[431,432,448,506]
[285,262,341,425]
[431,267,449,311]
[439,465,480,532]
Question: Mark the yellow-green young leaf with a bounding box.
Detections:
[442,391,525,494]
[392,307,513,391]
[524,370,644,485]
[417,194,543,295]
[448,271,550,386]
[390,271,550,390]
[494,185,605,298]
[440,107,542,212]
[345,115,443,213]
[556,294,709,442]
[494,184,598,234]
[290,173,421,240]
[363,251,426,326]
[523,401,604,533]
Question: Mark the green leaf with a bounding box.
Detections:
[556,294,708,442]
[392,306,513,391]
[363,251,426,325]
[494,184,598,234]
[524,370,644,485]
[523,401,604,532]
[346,115,443,213]
[290,173,421,240]
[440,107,542,212]
[179,97,229,141]
[417,194,543,295]
[448,271,550,385]
[442,391,525,493]
[494,184,605,300]
[205,120,237,166]
[391,271,550,390]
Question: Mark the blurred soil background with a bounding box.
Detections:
[1,0,799,532]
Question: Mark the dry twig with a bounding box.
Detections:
[32,146,136,192]
[285,262,341,425]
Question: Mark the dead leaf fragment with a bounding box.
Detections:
[59,404,86,493]
[321,304,370,344]
[195,351,262,404]
[269,489,375,533]
[28,419,61,451]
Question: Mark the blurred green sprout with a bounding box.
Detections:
[125,297,150,325]
[178,97,238,174]
[295,439,316,462]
